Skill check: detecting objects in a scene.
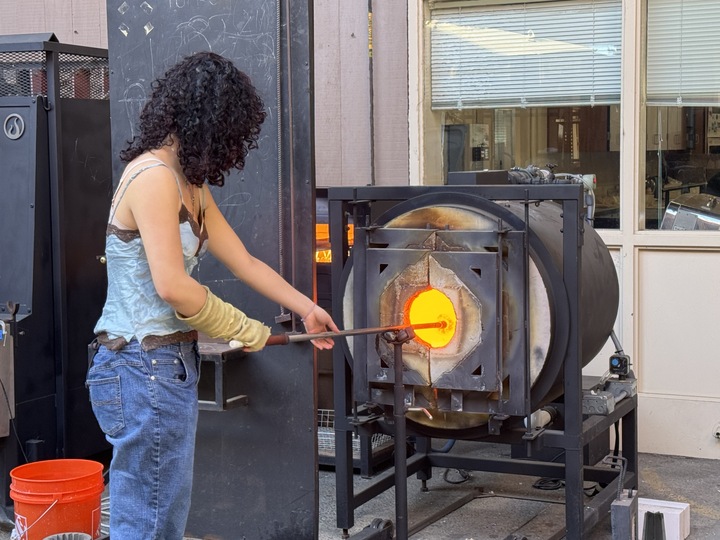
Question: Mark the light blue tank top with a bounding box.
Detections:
[94,158,208,349]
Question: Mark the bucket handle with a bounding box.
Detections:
[13,499,58,540]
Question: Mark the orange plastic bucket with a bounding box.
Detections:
[10,459,104,540]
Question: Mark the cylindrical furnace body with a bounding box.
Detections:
[339,191,618,438]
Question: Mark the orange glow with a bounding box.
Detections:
[315,223,354,263]
[405,288,457,348]
[316,249,333,264]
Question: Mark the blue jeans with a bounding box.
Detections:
[86,340,200,540]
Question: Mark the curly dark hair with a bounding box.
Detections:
[120,51,266,187]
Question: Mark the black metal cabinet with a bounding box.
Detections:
[0,33,112,506]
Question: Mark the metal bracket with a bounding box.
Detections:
[274,312,293,324]
[611,489,638,540]
[197,341,250,411]
[347,412,384,427]
[521,426,545,441]
[349,518,394,540]
[488,414,510,435]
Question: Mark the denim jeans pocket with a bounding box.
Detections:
[87,376,125,436]
[150,347,193,384]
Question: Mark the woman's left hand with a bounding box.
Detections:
[302,304,339,350]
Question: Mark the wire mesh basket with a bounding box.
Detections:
[317,409,393,460]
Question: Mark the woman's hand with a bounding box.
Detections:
[301,304,339,350]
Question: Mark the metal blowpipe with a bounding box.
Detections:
[229,321,446,349]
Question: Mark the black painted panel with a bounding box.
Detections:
[107,2,317,538]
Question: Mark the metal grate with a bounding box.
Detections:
[58,53,109,100]
[0,51,46,97]
[0,51,108,100]
[317,409,393,460]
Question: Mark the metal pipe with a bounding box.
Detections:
[610,329,624,354]
[229,321,446,348]
[393,338,408,540]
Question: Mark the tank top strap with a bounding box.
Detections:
[196,184,208,235]
[109,158,184,224]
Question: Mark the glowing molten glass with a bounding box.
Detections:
[405,288,457,348]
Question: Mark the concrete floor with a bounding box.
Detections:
[0,442,716,539]
[318,442,720,539]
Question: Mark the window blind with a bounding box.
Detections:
[430,0,622,110]
[646,0,720,106]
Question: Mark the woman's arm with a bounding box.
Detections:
[203,187,339,345]
[117,164,208,317]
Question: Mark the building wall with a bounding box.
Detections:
[0,0,107,48]
[599,0,720,460]
[322,0,720,461]
[313,0,372,187]
[313,0,410,187]
[370,0,410,186]
[409,0,720,461]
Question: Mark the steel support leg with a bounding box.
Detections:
[384,328,415,540]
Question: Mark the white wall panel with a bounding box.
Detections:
[638,394,720,459]
[637,249,720,399]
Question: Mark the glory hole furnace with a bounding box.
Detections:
[326,184,637,540]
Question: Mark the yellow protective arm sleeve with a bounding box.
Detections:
[177,286,271,352]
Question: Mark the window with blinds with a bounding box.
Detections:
[646,0,720,107]
[429,0,622,110]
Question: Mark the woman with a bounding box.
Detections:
[87,51,338,540]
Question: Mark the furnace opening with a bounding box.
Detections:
[405,288,457,348]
